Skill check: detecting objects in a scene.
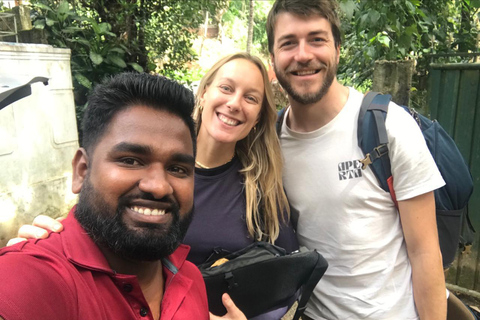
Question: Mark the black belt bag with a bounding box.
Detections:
[199,242,328,319]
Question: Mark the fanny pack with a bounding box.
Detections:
[198,242,328,319]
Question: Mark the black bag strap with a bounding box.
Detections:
[292,251,327,320]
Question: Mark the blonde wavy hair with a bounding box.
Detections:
[192,52,290,242]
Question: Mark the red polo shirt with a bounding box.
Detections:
[0,207,209,320]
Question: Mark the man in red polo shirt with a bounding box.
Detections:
[0,73,242,320]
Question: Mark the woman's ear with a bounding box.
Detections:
[199,87,207,107]
[71,148,89,194]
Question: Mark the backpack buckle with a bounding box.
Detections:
[360,144,389,170]
[463,244,472,255]
[360,154,372,169]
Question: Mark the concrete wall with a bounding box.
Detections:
[0,43,78,246]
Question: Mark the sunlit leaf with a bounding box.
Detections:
[97,23,111,34]
[377,34,391,47]
[57,1,70,15]
[128,62,144,72]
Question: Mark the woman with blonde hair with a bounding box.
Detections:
[186,52,297,265]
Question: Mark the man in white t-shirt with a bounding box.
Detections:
[266,1,447,319]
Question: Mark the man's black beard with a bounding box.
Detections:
[75,177,193,261]
[274,61,337,105]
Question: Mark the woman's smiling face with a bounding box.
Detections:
[198,58,264,146]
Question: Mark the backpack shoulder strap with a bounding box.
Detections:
[357,92,392,193]
[276,108,287,136]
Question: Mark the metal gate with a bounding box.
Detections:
[428,62,480,291]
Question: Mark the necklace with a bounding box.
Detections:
[195,155,235,169]
[195,160,211,169]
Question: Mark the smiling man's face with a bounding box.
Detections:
[72,105,195,261]
[271,12,340,105]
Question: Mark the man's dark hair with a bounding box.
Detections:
[266,0,342,54]
[82,72,196,156]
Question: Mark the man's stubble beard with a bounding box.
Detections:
[274,59,337,105]
[74,175,193,262]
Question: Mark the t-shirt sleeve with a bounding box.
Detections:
[0,252,77,320]
[386,103,445,201]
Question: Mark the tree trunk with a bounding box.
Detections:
[137,0,148,71]
[246,0,254,53]
[458,0,470,53]
[372,60,414,107]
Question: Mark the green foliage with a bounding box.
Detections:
[337,0,480,89]
[31,0,142,110]
[221,0,274,58]
[30,0,228,123]
[143,0,228,76]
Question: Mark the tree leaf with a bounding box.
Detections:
[109,47,126,54]
[339,0,357,20]
[89,52,103,65]
[406,24,418,36]
[45,17,57,27]
[62,27,83,33]
[368,10,381,25]
[410,0,421,6]
[33,19,46,29]
[405,1,416,13]
[97,23,111,34]
[377,34,391,47]
[34,3,53,12]
[128,62,144,72]
[57,1,70,15]
[74,73,92,89]
[70,39,91,47]
[108,56,127,68]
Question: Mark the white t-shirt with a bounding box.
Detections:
[280,88,445,320]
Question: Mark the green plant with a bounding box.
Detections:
[30,0,229,126]
[32,1,142,107]
[221,0,274,58]
[337,0,480,90]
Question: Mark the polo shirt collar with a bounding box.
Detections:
[61,206,191,276]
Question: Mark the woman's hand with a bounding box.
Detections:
[209,294,247,320]
[6,215,64,246]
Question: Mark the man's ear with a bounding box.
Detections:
[336,45,341,64]
[270,53,274,67]
[72,148,89,194]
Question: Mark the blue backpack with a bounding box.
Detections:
[358,92,475,268]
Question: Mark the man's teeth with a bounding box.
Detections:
[295,70,317,76]
[131,207,165,216]
[218,114,239,126]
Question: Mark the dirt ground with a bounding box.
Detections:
[456,291,480,312]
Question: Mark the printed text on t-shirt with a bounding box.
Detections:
[338,160,363,180]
